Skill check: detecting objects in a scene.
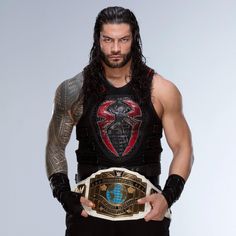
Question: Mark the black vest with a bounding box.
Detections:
[75,73,163,182]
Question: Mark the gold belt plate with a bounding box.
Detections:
[75,169,148,218]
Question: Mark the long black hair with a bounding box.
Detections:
[82,6,153,104]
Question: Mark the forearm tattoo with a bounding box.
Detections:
[46,73,84,178]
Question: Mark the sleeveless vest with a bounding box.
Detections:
[75,72,163,182]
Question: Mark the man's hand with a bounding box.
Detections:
[61,192,95,218]
[80,196,95,217]
[137,193,168,221]
[60,191,84,216]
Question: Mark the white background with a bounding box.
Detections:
[1,0,235,235]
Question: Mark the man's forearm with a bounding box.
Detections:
[168,145,193,180]
[46,143,68,178]
[45,111,74,178]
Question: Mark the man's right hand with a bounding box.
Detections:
[50,173,94,217]
[60,191,84,216]
[80,196,95,217]
[59,191,95,217]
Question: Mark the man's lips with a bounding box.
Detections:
[109,55,122,59]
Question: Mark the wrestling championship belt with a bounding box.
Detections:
[74,167,171,221]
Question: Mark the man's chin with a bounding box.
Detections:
[109,63,124,68]
[104,58,131,69]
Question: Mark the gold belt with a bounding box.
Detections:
[74,167,171,221]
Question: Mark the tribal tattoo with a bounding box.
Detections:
[46,73,84,178]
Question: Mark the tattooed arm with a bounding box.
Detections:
[45,73,93,217]
[46,73,84,179]
[46,74,92,217]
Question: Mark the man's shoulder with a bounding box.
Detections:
[54,72,84,111]
[152,73,178,91]
[152,73,182,108]
[58,72,84,91]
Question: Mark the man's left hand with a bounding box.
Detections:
[137,193,168,221]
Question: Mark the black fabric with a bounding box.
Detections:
[162,174,186,207]
[50,173,83,216]
[76,163,161,185]
[49,173,71,200]
[65,215,170,236]
[75,71,163,181]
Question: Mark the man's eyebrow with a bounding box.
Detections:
[101,35,112,38]
[121,35,132,38]
[101,34,131,39]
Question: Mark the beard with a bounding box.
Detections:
[100,49,132,68]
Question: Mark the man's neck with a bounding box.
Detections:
[102,61,132,87]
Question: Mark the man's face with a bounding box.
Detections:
[99,23,133,68]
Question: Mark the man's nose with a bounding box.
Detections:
[111,41,121,53]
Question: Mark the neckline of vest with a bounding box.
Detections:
[99,73,132,90]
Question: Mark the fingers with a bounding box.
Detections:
[80,197,95,218]
[144,209,164,222]
[137,193,157,204]
[144,210,155,222]
[138,193,167,222]
[81,209,89,218]
[80,196,95,208]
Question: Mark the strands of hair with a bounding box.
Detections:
[82,6,153,104]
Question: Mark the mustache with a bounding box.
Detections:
[108,53,123,56]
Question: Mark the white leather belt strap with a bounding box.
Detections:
[73,167,171,221]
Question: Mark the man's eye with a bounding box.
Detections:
[121,38,129,43]
[104,38,112,42]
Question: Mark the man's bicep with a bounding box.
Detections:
[161,84,191,152]
[163,111,191,152]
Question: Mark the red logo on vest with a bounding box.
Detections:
[97,98,142,157]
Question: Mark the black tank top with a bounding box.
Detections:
[75,72,163,180]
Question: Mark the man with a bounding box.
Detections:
[46,6,193,236]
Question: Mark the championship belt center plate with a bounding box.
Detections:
[73,167,171,221]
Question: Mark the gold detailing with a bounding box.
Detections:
[74,184,86,196]
[75,169,147,218]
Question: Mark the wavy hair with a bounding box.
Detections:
[82,6,153,104]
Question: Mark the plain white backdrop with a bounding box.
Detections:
[1,0,235,235]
